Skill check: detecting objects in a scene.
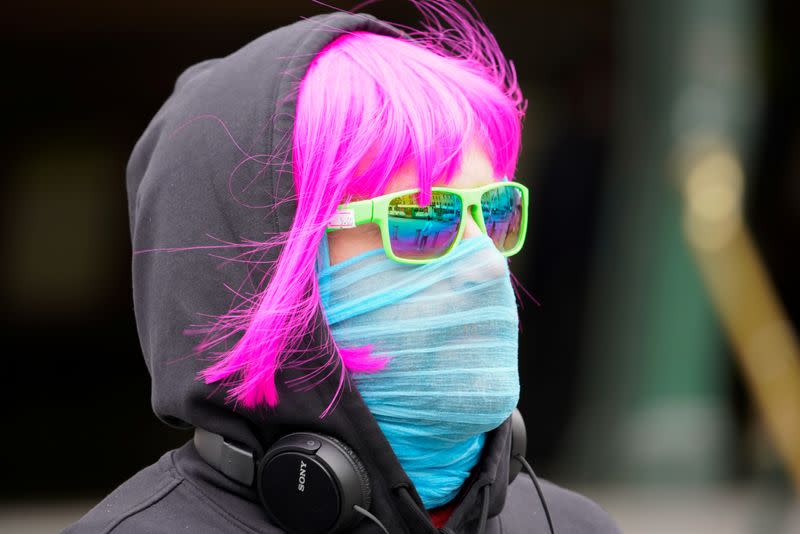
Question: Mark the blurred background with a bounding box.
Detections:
[1,1,799,533]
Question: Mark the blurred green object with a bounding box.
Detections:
[563,0,761,485]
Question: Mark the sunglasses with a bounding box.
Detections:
[326,181,529,264]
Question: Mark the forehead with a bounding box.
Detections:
[384,145,500,194]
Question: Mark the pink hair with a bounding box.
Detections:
[198,2,526,414]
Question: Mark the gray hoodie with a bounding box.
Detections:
[64,11,622,534]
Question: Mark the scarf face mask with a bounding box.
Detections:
[316,233,520,509]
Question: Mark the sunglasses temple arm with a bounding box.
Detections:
[326,199,374,232]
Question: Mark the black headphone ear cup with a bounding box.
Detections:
[321,434,372,512]
[256,432,372,534]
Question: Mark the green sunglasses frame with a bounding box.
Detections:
[326,181,530,265]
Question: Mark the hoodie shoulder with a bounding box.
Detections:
[500,473,622,534]
[61,449,281,534]
[62,450,181,534]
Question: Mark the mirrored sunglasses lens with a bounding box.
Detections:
[481,186,524,253]
[388,191,463,260]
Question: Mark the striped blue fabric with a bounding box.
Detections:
[316,234,520,508]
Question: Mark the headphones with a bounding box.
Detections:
[194,408,528,534]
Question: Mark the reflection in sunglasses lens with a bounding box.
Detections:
[388,192,462,260]
[481,186,523,253]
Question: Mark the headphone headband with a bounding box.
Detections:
[193,409,529,534]
[193,428,255,485]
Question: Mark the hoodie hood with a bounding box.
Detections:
[126,12,514,533]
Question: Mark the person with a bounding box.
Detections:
[65,3,621,533]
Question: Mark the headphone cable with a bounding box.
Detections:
[476,484,491,534]
[353,504,390,534]
[513,453,555,534]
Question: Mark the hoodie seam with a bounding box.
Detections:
[269,14,322,238]
[178,476,266,534]
[266,39,287,238]
[101,472,183,534]
[168,446,268,533]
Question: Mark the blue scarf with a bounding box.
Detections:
[316,234,520,508]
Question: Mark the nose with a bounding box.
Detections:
[463,205,483,238]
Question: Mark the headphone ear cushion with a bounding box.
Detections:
[321,434,372,511]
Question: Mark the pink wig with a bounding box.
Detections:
[198,2,526,414]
